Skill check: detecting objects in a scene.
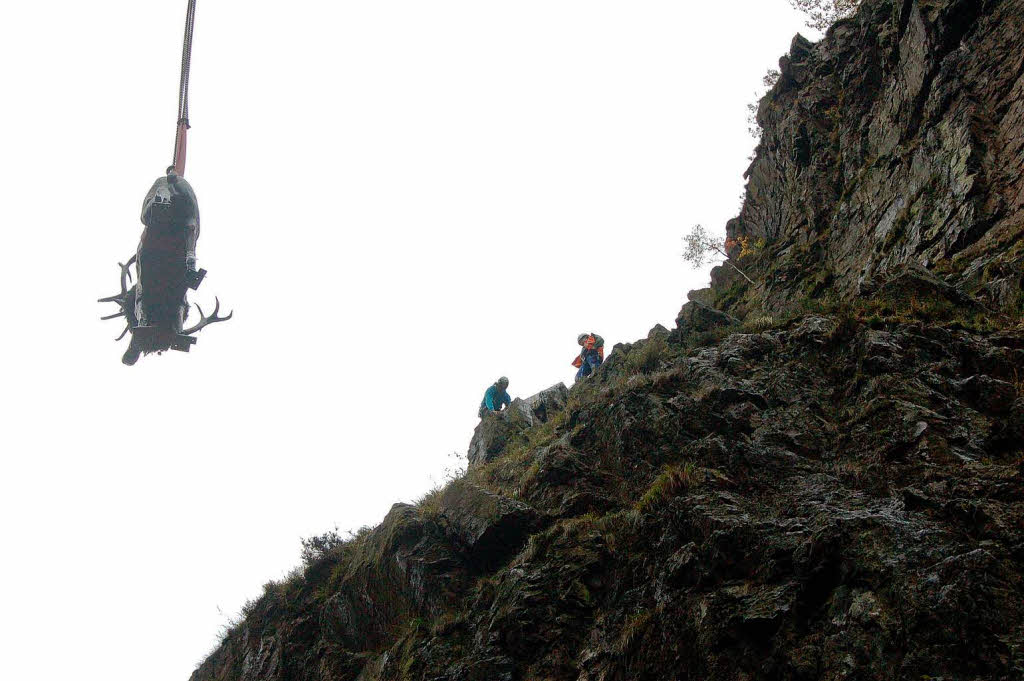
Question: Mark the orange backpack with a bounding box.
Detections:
[572,334,605,366]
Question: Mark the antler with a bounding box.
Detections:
[182,297,233,335]
[99,256,138,339]
[98,256,137,305]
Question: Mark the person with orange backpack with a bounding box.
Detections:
[572,333,605,381]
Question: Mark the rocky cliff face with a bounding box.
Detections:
[681,0,1024,325]
[190,1,1023,679]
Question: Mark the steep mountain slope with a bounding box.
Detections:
[189,1,1024,679]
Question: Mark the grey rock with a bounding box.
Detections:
[468,383,568,467]
[675,300,740,335]
[517,382,569,426]
[436,480,542,570]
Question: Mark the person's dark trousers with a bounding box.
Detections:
[575,351,602,381]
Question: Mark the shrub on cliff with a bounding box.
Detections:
[682,224,756,286]
[300,527,347,566]
[788,0,860,31]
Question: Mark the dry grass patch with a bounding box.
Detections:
[415,485,446,520]
[743,315,775,332]
[625,336,670,375]
[635,462,696,511]
[615,610,653,655]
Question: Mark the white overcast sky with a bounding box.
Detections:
[1,2,816,679]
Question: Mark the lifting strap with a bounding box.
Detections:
[172,0,198,176]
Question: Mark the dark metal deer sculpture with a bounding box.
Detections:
[99,170,231,365]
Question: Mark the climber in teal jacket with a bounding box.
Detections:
[479,377,512,418]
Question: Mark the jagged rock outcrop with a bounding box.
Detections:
[702,0,1024,319]
[675,299,741,336]
[433,480,543,571]
[189,2,1024,680]
[468,383,569,467]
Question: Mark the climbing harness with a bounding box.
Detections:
[172,0,198,176]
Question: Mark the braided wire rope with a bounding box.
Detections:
[172,0,198,170]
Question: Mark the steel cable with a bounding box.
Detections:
[172,0,197,170]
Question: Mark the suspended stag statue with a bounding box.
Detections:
[99,0,231,365]
[99,170,231,365]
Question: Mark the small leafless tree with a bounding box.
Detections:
[682,225,757,285]
[788,0,860,32]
